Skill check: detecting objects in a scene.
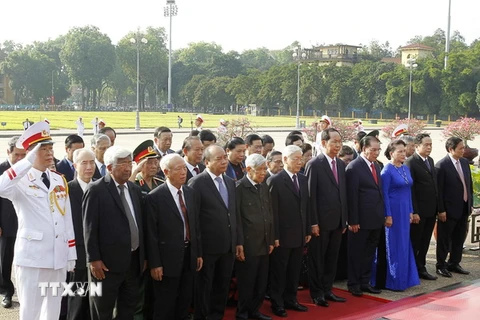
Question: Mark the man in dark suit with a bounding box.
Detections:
[99,127,116,146]
[235,154,274,320]
[0,136,25,308]
[182,136,205,182]
[56,134,85,182]
[404,133,440,280]
[267,145,310,317]
[345,136,385,297]
[265,151,283,180]
[305,128,348,307]
[67,148,96,320]
[188,145,238,320]
[435,137,473,277]
[90,134,111,180]
[145,154,203,319]
[83,146,145,319]
[154,127,175,180]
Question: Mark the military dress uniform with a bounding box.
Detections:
[135,174,163,196]
[0,122,76,320]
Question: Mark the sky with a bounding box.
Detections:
[2,0,479,52]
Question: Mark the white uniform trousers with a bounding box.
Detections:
[15,265,67,320]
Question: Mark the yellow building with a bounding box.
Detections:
[399,44,434,66]
[0,74,15,104]
[306,44,361,66]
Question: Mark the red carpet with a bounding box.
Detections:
[223,288,391,319]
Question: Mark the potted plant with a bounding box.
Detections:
[441,117,480,164]
[435,120,442,127]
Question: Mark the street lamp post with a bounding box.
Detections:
[406,58,418,120]
[130,30,148,131]
[292,47,306,128]
[164,0,178,110]
[445,0,452,69]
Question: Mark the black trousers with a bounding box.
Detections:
[335,231,348,281]
[194,252,235,320]
[436,205,469,269]
[67,268,90,320]
[308,228,342,299]
[410,215,436,272]
[89,250,141,320]
[153,246,194,320]
[235,254,269,319]
[0,236,15,297]
[269,246,303,308]
[347,228,381,290]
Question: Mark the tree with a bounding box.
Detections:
[226,69,261,106]
[60,26,115,109]
[239,47,278,70]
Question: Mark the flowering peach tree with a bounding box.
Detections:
[382,118,427,140]
[442,117,480,146]
[216,117,257,146]
[303,119,357,143]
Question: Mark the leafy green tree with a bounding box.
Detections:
[240,48,278,70]
[226,69,261,106]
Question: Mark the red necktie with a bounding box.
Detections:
[332,160,338,184]
[371,163,378,185]
[177,190,191,241]
[292,174,300,194]
[193,167,200,175]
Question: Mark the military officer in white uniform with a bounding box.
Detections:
[0,121,76,320]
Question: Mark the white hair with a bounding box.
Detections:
[72,148,95,164]
[160,153,185,171]
[91,134,111,148]
[245,154,266,169]
[282,145,302,159]
[104,146,132,166]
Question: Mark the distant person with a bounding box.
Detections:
[178,115,183,128]
[90,134,111,179]
[91,117,99,135]
[218,119,227,134]
[199,130,217,148]
[401,135,415,158]
[355,119,364,132]
[299,143,312,175]
[195,115,204,130]
[245,134,263,156]
[314,116,332,154]
[352,131,366,160]
[99,127,116,146]
[22,118,31,130]
[98,120,106,130]
[285,135,303,147]
[76,117,85,137]
[339,145,354,166]
[56,134,85,182]
[261,135,275,157]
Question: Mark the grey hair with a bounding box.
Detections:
[182,136,202,151]
[245,154,266,169]
[160,153,185,171]
[7,136,20,152]
[104,146,132,166]
[282,145,302,159]
[91,134,111,148]
[400,135,415,144]
[72,148,95,164]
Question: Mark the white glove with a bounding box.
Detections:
[67,260,76,272]
[26,143,42,164]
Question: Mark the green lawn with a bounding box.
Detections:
[0,111,395,130]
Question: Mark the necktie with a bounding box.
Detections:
[332,160,339,184]
[177,190,191,241]
[193,167,200,175]
[424,158,432,172]
[41,172,50,189]
[100,164,106,177]
[370,163,378,185]
[215,177,229,207]
[455,161,468,202]
[292,174,300,194]
[118,185,139,250]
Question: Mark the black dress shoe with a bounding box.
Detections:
[360,285,382,294]
[325,292,346,302]
[271,307,287,318]
[448,265,470,275]
[284,301,308,312]
[419,271,438,280]
[249,311,272,320]
[436,268,452,278]
[348,288,363,297]
[1,296,12,308]
[312,297,329,307]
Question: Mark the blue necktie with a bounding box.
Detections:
[215,177,229,207]
[424,158,432,172]
[100,164,106,176]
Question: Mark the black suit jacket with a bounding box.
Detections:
[305,154,348,231]
[235,177,274,257]
[93,164,102,180]
[83,174,145,273]
[404,153,441,218]
[345,157,384,230]
[267,170,309,248]
[0,161,18,237]
[436,155,473,219]
[145,183,201,277]
[57,158,75,182]
[188,171,237,255]
[68,178,87,269]
[186,163,206,183]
